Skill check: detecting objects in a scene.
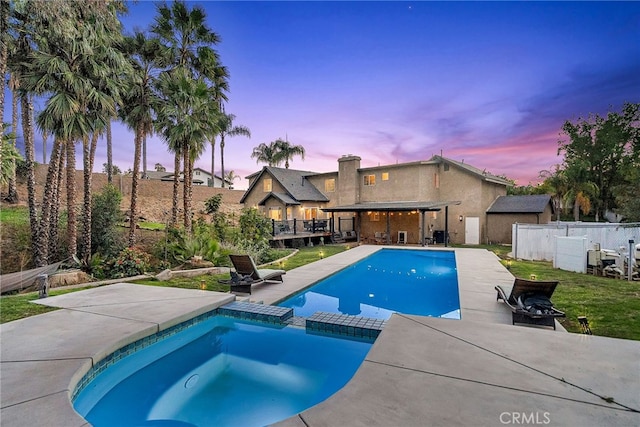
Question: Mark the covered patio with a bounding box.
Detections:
[323,200,461,245]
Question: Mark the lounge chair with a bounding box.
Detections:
[495,278,565,330]
[218,271,264,294]
[229,254,286,283]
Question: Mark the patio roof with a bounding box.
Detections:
[322,200,461,212]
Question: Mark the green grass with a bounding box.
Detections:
[499,258,640,340]
[0,287,94,323]
[138,221,165,231]
[0,205,29,227]
[264,244,349,270]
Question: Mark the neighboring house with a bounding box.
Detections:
[486,195,554,244]
[144,168,231,187]
[240,155,513,245]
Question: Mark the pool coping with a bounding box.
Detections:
[1,246,639,426]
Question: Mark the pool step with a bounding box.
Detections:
[306,312,386,339]
[218,302,293,324]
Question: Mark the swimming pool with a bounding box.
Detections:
[279,248,460,319]
[73,315,372,427]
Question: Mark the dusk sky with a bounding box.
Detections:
[5,1,640,189]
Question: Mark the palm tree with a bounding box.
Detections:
[251,141,282,167]
[563,160,598,221]
[8,5,42,263]
[24,0,130,263]
[120,31,164,245]
[224,170,240,189]
[218,112,250,188]
[106,120,113,183]
[151,0,222,228]
[274,137,305,169]
[0,0,9,127]
[207,63,229,187]
[538,166,568,221]
[156,69,212,231]
[4,73,19,203]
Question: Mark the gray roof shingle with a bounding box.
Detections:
[240,167,329,203]
[487,195,552,213]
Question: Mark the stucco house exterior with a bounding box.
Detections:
[240,155,512,245]
[486,194,555,244]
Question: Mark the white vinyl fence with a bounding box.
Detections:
[512,222,640,261]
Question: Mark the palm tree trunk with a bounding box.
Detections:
[210,137,215,187]
[0,0,7,130]
[66,138,77,259]
[22,95,42,265]
[80,134,93,263]
[49,140,65,259]
[220,134,225,188]
[171,149,181,227]
[6,75,19,203]
[38,138,64,265]
[42,130,48,164]
[183,146,192,232]
[129,125,143,246]
[142,134,147,179]
[106,120,113,184]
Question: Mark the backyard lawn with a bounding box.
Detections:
[1,244,638,340]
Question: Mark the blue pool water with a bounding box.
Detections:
[74,316,371,427]
[279,249,460,319]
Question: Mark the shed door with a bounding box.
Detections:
[465,217,480,245]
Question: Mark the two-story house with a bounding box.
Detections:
[240,155,512,245]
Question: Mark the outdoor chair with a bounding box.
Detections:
[495,278,565,330]
[229,254,286,283]
[218,271,264,294]
[374,232,388,244]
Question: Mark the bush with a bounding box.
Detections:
[91,184,125,259]
[108,247,151,279]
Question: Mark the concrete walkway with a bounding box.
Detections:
[1,246,638,426]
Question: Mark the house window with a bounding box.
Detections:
[263,178,272,192]
[381,172,389,181]
[444,164,450,172]
[269,207,282,220]
[325,178,335,193]
[370,212,380,222]
[364,174,376,186]
[304,207,318,220]
[434,173,440,189]
[195,170,200,176]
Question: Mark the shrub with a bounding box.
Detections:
[108,247,151,279]
[91,184,125,259]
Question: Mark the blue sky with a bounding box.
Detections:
[5,1,640,189]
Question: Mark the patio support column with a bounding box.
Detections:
[444,205,449,247]
[356,212,362,243]
[386,211,391,244]
[420,210,426,246]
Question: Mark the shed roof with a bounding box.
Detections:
[486,195,553,214]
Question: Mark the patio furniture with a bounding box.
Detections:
[495,278,565,330]
[374,232,388,244]
[229,254,286,283]
[218,271,263,294]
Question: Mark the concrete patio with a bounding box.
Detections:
[1,246,638,426]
